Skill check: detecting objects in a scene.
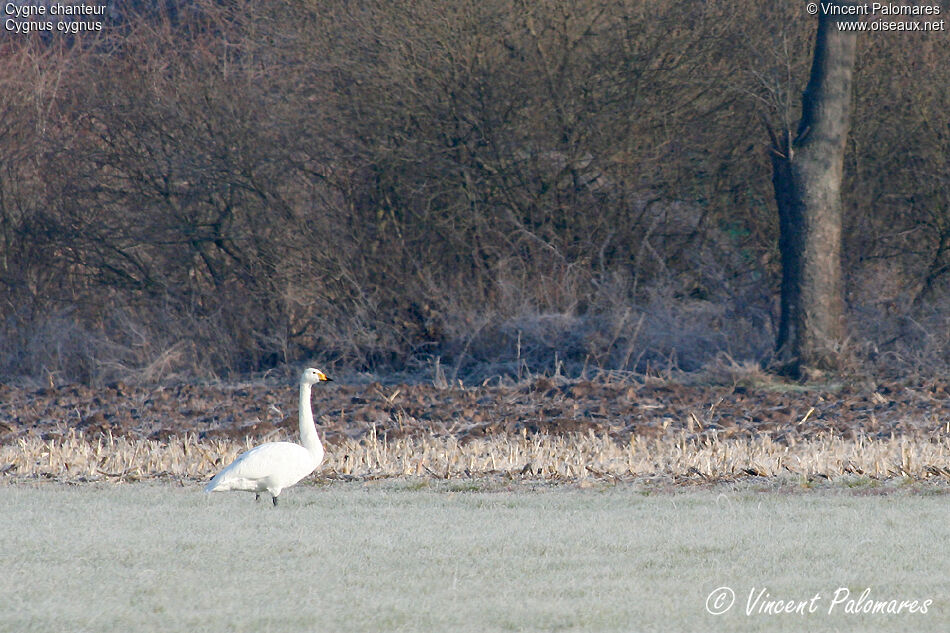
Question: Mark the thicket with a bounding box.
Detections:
[0,0,947,384]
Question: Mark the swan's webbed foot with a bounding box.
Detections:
[255,493,261,502]
[272,495,279,507]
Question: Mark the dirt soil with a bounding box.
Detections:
[2,375,948,446]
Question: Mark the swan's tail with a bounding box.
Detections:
[204,472,222,493]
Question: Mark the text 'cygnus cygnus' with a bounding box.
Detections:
[205,367,331,506]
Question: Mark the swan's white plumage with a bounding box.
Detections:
[204,442,318,497]
[205,367,330,505]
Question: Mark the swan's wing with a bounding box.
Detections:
[205,442,313,492]
[213,442,285,479]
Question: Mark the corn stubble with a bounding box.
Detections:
[3,428,949,485]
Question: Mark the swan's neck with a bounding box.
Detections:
[298,382,324,461]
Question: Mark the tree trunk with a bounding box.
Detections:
[770,3,858,377]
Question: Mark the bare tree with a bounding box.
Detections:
[768,2,858,376]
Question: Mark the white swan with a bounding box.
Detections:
[205,367,331,506]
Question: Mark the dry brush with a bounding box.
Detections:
[3,429,950,487]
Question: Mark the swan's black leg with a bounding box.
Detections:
[272,495,279,507]
[255,493,261,502]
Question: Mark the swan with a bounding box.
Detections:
[205,367,332,506]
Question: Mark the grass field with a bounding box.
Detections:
[1,482,947,633]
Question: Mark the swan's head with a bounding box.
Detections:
[301,367,332,385]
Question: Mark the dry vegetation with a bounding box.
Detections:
[3,370,948,486]
[0,0,948,385]
[1,3,948,484]
[4,428,950,486]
